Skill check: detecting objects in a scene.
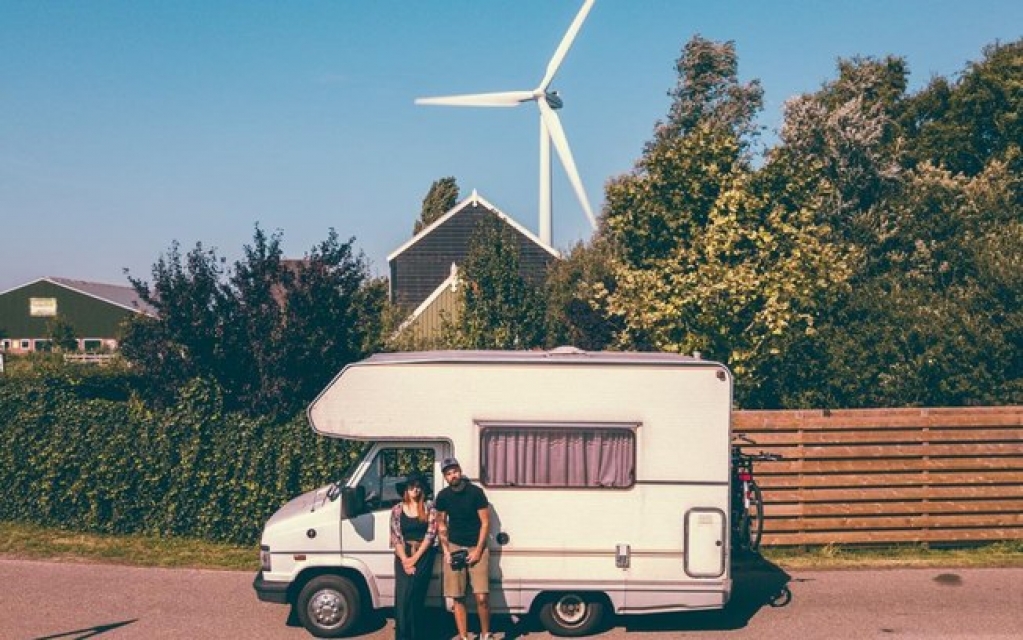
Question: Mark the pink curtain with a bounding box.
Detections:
[482,427,634,488]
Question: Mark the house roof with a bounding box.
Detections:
[0,277,155,316]
[387,189,561,264]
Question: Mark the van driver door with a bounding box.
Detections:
[341,443,445,606]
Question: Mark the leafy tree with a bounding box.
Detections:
[456,216,547,349]
[45,317,79,353]
[544,237,620,351]
[414,177,460,235]
[654,35,764,148]
[121,240,227,406]
[218,226,289,414]
[759,49,1022,407]
[771,55,907,247]
[122,227,384,418]
[598,37,855,403]
[900,39,1023,177]
[274,230,388,412]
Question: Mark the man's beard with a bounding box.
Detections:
[449,476,466,491]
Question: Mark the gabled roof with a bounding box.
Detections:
[0,277,155,316]
[387,189,561,263]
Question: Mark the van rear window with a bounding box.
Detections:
[479,423,636,489]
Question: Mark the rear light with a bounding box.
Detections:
[738,471,752,482]
[260,545,271,572]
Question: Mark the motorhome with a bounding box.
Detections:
[254,348,734,637]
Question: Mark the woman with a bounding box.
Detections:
[389,472,437,640]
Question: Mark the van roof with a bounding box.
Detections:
[359,348,709,367]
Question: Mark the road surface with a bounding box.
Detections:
[1,557,1020,639]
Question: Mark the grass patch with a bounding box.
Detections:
[3,521,1021,572]
[0,521,257,571]
[762,540,1023,570]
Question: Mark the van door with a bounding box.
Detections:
[341,443,446,607]
[684,508,727,578]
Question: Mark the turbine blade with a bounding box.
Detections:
[537,0,596,91]
[538,100,597,229]
[415,90,535,107]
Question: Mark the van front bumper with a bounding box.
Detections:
[253,572,290,604]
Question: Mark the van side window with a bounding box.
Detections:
[480,424,636,489]
[356,447,435,511]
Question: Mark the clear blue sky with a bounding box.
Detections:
[2,0,1021,292]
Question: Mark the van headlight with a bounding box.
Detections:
[260,545,272,572]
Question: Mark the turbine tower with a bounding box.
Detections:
[415,0,597,246]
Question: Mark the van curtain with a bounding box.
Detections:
[482,427,634,487]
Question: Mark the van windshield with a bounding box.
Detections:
[334,441,374,486]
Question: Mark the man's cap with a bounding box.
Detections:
[441,457,461,472]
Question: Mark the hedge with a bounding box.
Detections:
[0,368,363,545]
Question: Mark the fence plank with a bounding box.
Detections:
[757,457,1023,474]
[766,512,1023,532]
[736,427,1022,445]
[761,528,1023,546]
[763,484,1023,503]
[768,499,1023,517]
[758,470,1023,489]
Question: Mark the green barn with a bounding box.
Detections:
[0,277,153,354]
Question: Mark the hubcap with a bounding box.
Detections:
[309,589,347,629]
[554,594,587,626]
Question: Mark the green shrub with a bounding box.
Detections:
[0,367,362,545]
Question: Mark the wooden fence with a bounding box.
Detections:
[732,406,1023,546]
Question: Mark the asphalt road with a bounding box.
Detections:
[1,557,1021,639]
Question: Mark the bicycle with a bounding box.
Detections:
[731,435,783,554]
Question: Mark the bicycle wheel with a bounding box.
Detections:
[746,480,765,551]
[732,493,753,554]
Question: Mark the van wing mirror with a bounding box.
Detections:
[341,485,366,518]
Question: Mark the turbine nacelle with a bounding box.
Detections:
[544,91,563,110]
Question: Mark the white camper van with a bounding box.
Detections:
[254,348,734,637]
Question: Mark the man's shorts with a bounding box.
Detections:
[443,543,490,597]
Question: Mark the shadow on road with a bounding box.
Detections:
[33,619,137,640]
[624,553,792,633]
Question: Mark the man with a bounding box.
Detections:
[435,457,491,640]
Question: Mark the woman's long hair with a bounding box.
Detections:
[403,483,429,523]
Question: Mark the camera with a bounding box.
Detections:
[449,549,469,570]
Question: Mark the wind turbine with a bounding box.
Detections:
[415,0,597,246]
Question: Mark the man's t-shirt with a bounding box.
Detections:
[435,481,489,547]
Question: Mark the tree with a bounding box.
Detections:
[654,35,764,148]
[275,230,387,412]
[597,37,854,404]
[121,227,385,418]
[544,237,620,351]
[456,217,547,349]
[758,47,1022,408]
[414,177,460,235]
[900,39,1023,177]
[46,317,80,353]
[771,55,907,247]
[218,226,289,414]
[121,240,228,406]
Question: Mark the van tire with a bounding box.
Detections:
[537,592,606,637]
[295,575,362,638]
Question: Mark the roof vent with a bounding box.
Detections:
[548,346,586,356]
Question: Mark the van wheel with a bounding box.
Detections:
[295,575,362,638]
[538,593,606,637]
